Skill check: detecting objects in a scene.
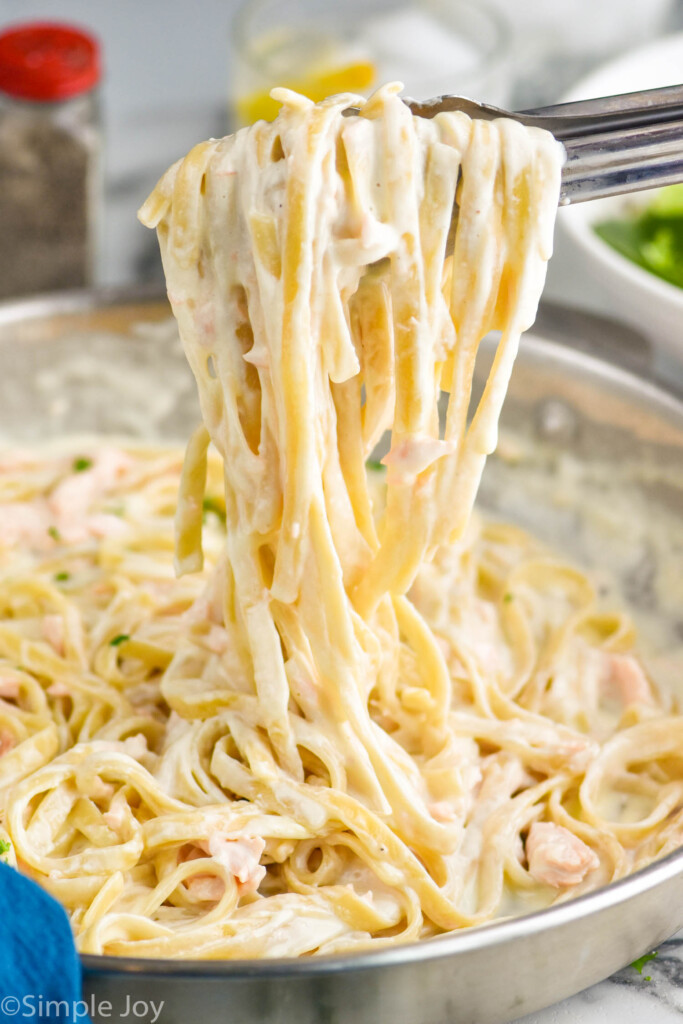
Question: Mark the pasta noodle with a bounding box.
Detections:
[1,85,682,959]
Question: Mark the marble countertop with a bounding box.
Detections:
[516,935,683,1023]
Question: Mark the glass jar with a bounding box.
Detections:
[0,22,102,299]
[230,0,512,128]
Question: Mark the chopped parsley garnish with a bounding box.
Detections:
[202,497,226,524]
[47,526,61,542]
[631,951,658,975]
[503,592,514,604]
[0,839,11,857]
[366,459,384,472]
[54,571,70,582]
[110,634,130,647]
[73,456,93,473]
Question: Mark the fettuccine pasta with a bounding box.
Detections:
[1,85,682,959]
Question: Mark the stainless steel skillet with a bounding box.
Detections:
[2,288,683,1024]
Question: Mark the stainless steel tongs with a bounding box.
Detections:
[404,84,683,205]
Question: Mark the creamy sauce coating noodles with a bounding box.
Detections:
[2,86,683,959]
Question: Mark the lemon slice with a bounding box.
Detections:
[236,60,376,125]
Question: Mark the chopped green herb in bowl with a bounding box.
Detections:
[595,185,683,291]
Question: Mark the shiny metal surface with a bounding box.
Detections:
[402,84,683,204]
[407,83,683,138]
[1,288,682,1024]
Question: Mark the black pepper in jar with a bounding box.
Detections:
[0,22,101,298]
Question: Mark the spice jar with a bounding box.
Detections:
[0,22,102,299]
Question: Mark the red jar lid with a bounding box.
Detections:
[0,22,100,102]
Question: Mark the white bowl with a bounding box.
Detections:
[558,33,683,362]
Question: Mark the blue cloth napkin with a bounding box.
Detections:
[0,860,90,1023]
